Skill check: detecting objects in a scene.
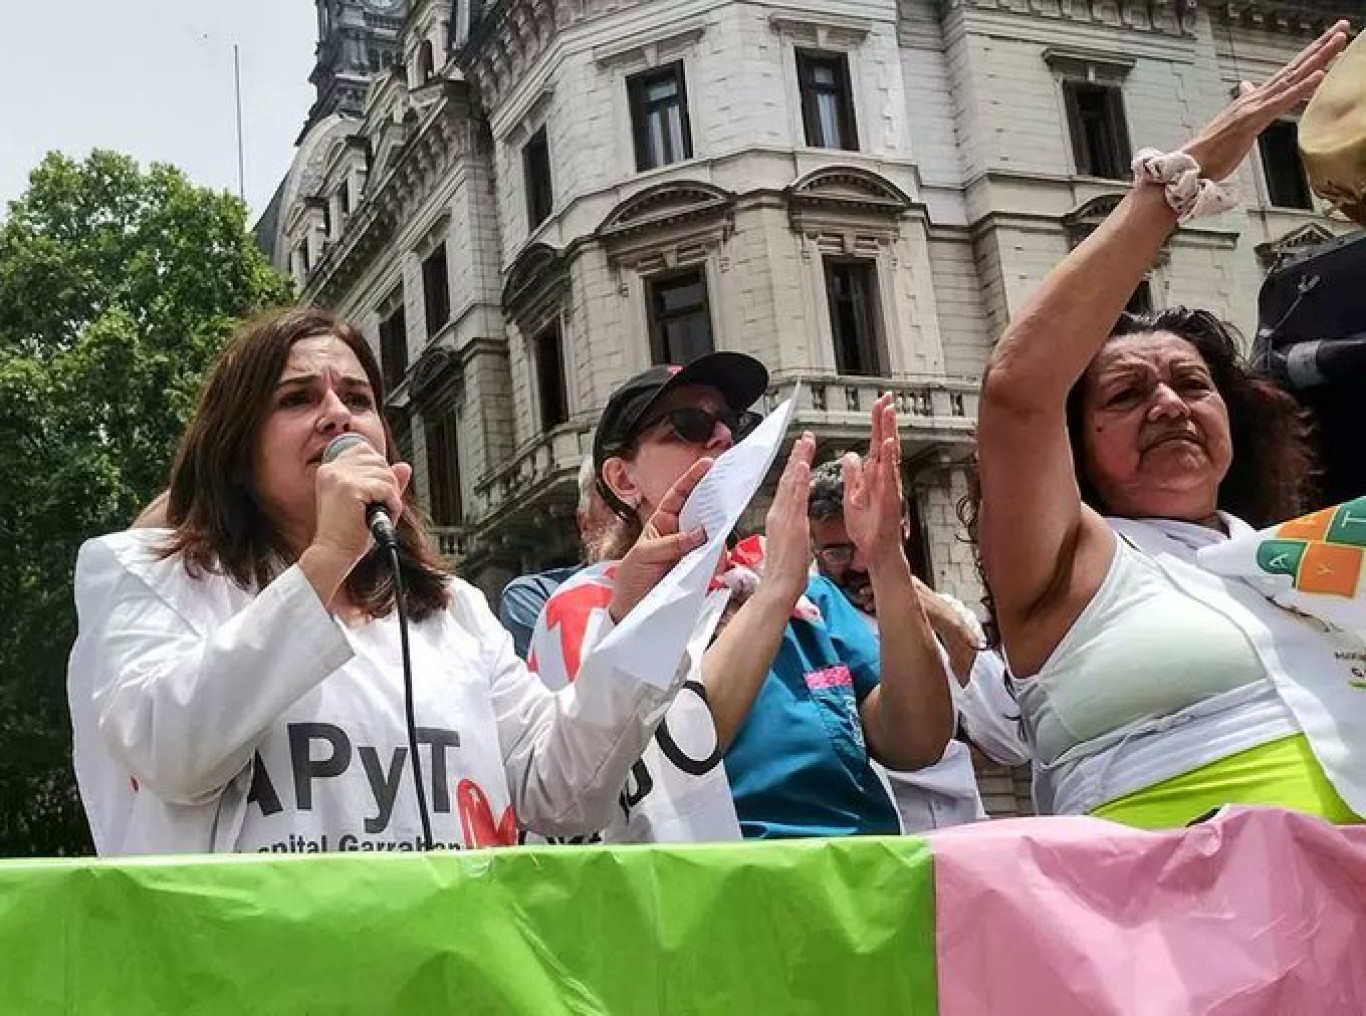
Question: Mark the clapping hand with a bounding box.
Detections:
[760,432,817,606]
[608,458,712,622]
[841,393,906,563]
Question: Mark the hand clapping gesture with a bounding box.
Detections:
[841,393,907,563]
[760,431,817,606]
[608,458,713,622]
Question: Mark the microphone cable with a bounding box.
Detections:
[1256,273,1320,370]
[385,541,434,851]
[321,433,433,849]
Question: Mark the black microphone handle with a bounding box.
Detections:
[320,435,400,549]
[365,504,398,550]
[1277,333,1366,389]
[1315,334,1366,382]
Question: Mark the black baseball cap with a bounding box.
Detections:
[592,351,769,508]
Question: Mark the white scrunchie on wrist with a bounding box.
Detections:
[1131,148,1239,224]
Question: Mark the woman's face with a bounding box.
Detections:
[606,383,738,517]
[252,334,387,544]
[1078,331,1233,522]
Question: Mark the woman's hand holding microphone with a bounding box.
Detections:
[301,434,412,610]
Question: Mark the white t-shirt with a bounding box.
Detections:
[526,563,742,844]
[237,596,512,854]
[69,530,687,855]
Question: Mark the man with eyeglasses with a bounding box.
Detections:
[808,461,1030,831]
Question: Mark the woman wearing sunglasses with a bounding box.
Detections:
[528,352,953,841]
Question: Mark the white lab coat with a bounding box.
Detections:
[871,594,1031,831]
[68,530,688,855]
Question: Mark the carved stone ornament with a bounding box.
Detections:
[1255,221,1338,271]
[596,181,736,268]
[502,242,569,328]
[409,346,462,404]
[786,165,912,240]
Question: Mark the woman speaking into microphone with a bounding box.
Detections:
[68,307,710,856]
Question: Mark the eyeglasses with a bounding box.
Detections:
[814,543,857,569]
[636,407,762,446]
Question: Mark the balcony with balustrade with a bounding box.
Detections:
[443,420,595,583]
[446,371,979,588]
[765,374,979,458]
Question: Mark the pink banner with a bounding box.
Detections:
[933,808,1366,1014]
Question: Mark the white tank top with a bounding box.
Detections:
[1015,533,1266,767]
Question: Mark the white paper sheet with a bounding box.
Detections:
[593,386,801,688]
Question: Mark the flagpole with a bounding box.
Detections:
[233,43,246,202]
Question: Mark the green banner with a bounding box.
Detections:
[0,837,935,1014]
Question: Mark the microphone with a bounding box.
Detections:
[321,432,433,849]
[321,433,399,549]
[1265,333,1366,390]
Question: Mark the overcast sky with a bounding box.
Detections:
[1,1,319,222]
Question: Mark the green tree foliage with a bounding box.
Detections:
[0,151,292,855]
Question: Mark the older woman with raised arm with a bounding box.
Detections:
[976,23,1361,828]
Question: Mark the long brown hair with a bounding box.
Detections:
[162,306,450,620]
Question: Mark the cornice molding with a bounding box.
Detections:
[592,18,708,71]
[1212,1,1365,35]
[596,180,737,269]
[947,0,1197,38]
[768,11,871,50]
[1254,221,1338,270]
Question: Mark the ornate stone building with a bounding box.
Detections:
[262,0,1361,814]
[305,0,411,132]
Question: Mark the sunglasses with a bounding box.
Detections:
[636,407,762,446]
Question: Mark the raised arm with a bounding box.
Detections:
[977,188,1169,672]
[700,433,815,752]
[851,395,954,770]
[977,22,1348,674]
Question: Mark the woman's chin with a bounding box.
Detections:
[1138,448,1224,488]
[1141,440,1207,469]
